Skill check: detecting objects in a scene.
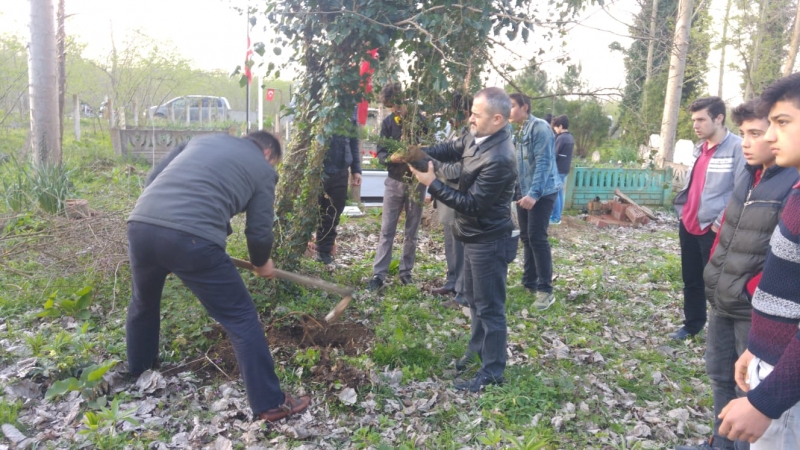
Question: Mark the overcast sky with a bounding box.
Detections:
[0,0,742,105]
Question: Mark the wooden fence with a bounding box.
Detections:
[565,166,673,209]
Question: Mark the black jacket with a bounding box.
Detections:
[555,131,574,175]
[703,163,800,320]
[376,112,408,181]
[323,119,362,176]
[424,127,518,243]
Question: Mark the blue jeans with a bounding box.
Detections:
[551,174,567,222]
[126,221,284,415]
[463,234,514,379]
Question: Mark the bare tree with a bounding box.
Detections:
[28,0,61,165]
[659,0,693,165]
[57,0,66,143]
[784,0,800,76]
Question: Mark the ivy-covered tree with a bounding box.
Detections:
[254,0,597,268]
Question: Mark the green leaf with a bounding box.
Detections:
[45,377,80,400]
[254,42,266,57]
[75,287,93,310]
[85,360,119,383]
[273,47,282,56]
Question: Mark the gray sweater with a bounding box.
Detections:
[128,134,277,266]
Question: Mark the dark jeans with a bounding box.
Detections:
[463,234,513,380]
[517,193,557,293]
[679,221,716,334]
[126,221,284,415]
[443,223,466,304]
[316,169,349,254]
[706,311,751,450]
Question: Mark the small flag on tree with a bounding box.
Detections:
[266,89,275,101]
[244,35,253,84]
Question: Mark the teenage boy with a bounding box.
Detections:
[550,115,574,225]
[677,99,799,450]
[671,97,745,340]
[717,73,800,448]
[367,82,426,291]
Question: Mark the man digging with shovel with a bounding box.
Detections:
[126,131,311,422]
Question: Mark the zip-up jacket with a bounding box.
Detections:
[703,163,800,320]
[424,126,518,243]
[323,118,362,176]
[674,130,746,229]
[516,114,562,200]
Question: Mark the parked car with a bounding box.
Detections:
[147,95,231,121]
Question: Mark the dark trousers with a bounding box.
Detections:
[126,221,284,415]
[517,193,557,293]
[463,235,512,380]
[316,169,349,254]
[678,221,716,334]
[706,311,751,450]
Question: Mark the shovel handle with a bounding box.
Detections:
[230,257,354,297]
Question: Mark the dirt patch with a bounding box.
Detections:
[181,320,375,389]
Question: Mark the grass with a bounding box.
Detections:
[0,128,715,449]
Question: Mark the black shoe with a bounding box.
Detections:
[315,252,334,264]
[399,275,413,285]
[367,276,384,292]
[454,353,480,371]
[668,327,695,340]
[675,438,719,450]
[454,373,503,393]
[431,286,456,296]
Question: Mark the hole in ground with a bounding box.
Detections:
[181,319,375,390]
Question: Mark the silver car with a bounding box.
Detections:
[148,95,231,121]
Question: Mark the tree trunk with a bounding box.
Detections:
[28,0,62,165]
[57,0,65,144]
[643,0,660,108]
[645,0,660,85]
[659,0,693,165]
[745,0,771,100]
[784,0,800,76]
[718,0,733,97]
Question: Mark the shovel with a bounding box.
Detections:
[229,257,353,323]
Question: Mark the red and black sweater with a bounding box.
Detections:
[747,183,800,419]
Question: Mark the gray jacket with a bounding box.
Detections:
[674,130,746,229]
[129,134,277,266]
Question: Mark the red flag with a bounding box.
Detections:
[266,89,275,101]
[244,35,253,84]
[357,48,378,125]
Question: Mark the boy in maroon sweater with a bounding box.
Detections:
[718,73,800,447]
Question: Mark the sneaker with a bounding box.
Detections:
[441,299,462,310]
[453,373,503,392]
[454,353,480,371]
[549,219,561,225]
[668,327,695,341]
[367,276,384,292]
[315,251,334,264]
[399,275,413,285]
[533,291,555,311]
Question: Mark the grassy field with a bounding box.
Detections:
[1,133,713,449]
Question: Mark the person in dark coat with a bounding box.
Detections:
[127,131,311,422]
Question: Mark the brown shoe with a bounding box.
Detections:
[431,286,455,296]
[258,394,311,422]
